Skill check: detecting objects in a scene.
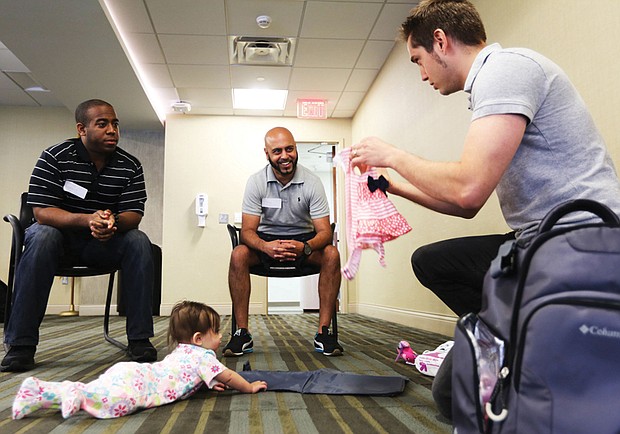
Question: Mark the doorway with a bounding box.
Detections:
[267,141,338,313]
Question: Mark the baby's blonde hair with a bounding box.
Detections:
[167,300,220,349]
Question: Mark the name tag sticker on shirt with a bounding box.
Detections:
[262,198,282,209]
[63,180,88,199]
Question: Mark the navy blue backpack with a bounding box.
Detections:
[452,200,620,434]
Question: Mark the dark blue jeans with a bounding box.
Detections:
[4,223,154,347]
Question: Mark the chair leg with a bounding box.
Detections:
[59,277,79,317]
[103,272,127,351]
[231,304,237,335]
[332,304,338,339]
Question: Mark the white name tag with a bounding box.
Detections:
[262,197,282,209]
[63,180,88,199]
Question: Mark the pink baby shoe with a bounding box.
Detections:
[395,340,417,365]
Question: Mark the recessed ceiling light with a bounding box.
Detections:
[24,86,50,93]
[232,89,287,110]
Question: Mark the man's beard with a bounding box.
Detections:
[269,156,298,176]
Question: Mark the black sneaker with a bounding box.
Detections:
[0,345,36,372]
[223,328,253,356]
[314,326,343,356]
[127,339,157,363]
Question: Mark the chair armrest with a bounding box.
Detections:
[227,224,240,249]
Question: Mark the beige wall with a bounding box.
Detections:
[161,115,351,316]
[0,107,75,307]
[350,0,620,335]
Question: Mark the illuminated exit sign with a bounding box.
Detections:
[297,99,327,119]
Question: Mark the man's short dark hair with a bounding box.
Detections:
[400,0,486,52]
[75,99,113,124]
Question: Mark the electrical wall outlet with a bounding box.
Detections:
[61,276,69,285]
[218,213,229,224]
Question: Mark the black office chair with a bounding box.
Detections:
[226,224,338,337]
[3,193,126,351]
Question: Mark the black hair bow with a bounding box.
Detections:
[367,175,389,196]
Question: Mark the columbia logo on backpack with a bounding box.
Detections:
[579,324,620,339]
[452,199,620,434]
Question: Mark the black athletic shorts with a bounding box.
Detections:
[256,231,315,267]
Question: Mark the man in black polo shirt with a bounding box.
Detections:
[1,99,156,372]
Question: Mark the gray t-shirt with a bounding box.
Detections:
[242,164,330,236]
[465,43,620,239]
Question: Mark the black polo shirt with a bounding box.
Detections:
[27,138,147,215]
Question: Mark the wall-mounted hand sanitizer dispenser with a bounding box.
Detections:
[196,193,208,227]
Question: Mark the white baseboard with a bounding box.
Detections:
[349,303,457,337]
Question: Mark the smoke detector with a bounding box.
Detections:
[256,15,271,29]
[171,101,191,113]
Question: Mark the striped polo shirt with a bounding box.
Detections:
[27,138,147,215]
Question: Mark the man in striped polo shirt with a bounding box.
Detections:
[1,99,156,372]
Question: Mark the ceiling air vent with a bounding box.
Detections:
[229,36,296,66]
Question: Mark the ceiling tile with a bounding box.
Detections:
[230,65,292,89]
[289,67,351,91]
[146,0,227,35]
[27,90,64,107]
[177,88,233,108]
[0,72,19,89]
[301,2,382,39]
[370,3,416,40]
[128,33,165,64]
[105,0,153,34]
[0,48,29,72]
[306,0,383,3]
[191,107,234,115]
[294,39,365,68]
[226,0,304,37]
[159,35,229,65]
[0,88,39,105]
[169,64,230,88]
[336,91,365,110]
[345,69,379,92]
[149,87,180,107]
[356,40,397,69]
[331,109,357,118]
[141,64,174,88]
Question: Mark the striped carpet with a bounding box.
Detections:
[0,313,452,433]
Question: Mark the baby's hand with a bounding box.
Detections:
[250,380,267,393]
[212,382,227,392]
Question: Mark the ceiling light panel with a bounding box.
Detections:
[232,88,287,110]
